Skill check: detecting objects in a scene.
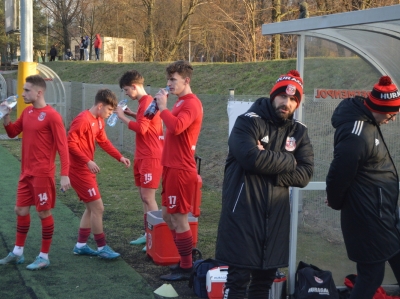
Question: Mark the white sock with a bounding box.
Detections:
[12,246,23,256]
[76,242,86,248]
[39,252,49,260]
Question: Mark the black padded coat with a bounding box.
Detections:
[326,97,400,263]
[215,97,314,269]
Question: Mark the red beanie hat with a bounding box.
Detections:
[365,75,400,114]
[270,70,304,108]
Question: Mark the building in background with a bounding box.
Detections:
[70,36,136,62]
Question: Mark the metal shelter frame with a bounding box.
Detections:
[262,5,400,296]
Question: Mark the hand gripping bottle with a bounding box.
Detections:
[144,86,170,120]
[107,99,128,127]
[0,95,18,120]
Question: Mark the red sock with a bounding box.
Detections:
[16,214,31,247]
[41,215,54,253]
[77,228,91,243]
[176,230,193,269]
[143,213,147,232]
[94,232,106,247]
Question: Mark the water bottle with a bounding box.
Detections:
[0,95,18,120]
[107,99,128,127]
[144,86,170,120]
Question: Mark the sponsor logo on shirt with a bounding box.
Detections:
[38,112,46,121]
[285,137,296,151]
[375,138,379,146]
[159,136,164,140]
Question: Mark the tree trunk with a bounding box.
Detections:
[271,0,281,60]
[143,0,155,62]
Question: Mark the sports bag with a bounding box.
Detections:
[294,261,339,299]
[188,258,227,298]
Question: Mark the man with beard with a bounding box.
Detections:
[215,70,314,298]
[326,75,400,299]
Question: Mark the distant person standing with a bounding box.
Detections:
[84,36,89,61]
[49,45,57,61]
[0,75,71,270]
[79,37,85,60]
[115,70,164,252]
[94,34,102,61]
[68,89,131,259]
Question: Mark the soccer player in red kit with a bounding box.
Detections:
[115,70,163,252]
[0,75,71,270]
[68,89,131,259]
[154,60,203,281]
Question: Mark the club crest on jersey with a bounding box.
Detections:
[286,84,296,96]
[38,112,46,121]
[285,137,296,151]
[176,100,184,107]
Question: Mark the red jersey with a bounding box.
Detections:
[160,93,203,171]
[128,95,163,159]
[68,110,122,170]
[4,105,69,177]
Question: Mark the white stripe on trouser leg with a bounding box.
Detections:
[223,288,229,299]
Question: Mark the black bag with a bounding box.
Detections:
[294,261,339,299]
[188,258,227,298]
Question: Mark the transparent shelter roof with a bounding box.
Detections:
[262,5,400,85]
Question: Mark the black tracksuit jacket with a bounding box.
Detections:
[215,97,314,269]
[326,97,400,263]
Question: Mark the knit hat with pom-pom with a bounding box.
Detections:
[270,70,304,108]
[365,75,400,114]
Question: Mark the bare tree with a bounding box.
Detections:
[39,0,86,55]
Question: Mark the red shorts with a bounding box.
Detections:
[69,169,101,202]
[134,158,162,189]
[161,167,197,214]
[17,174,56,211]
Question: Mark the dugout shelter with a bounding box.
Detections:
[246,5,400,296]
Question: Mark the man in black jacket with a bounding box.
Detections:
[215,70,314,298]
[326,76,400,299]
[49,45,57,62]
